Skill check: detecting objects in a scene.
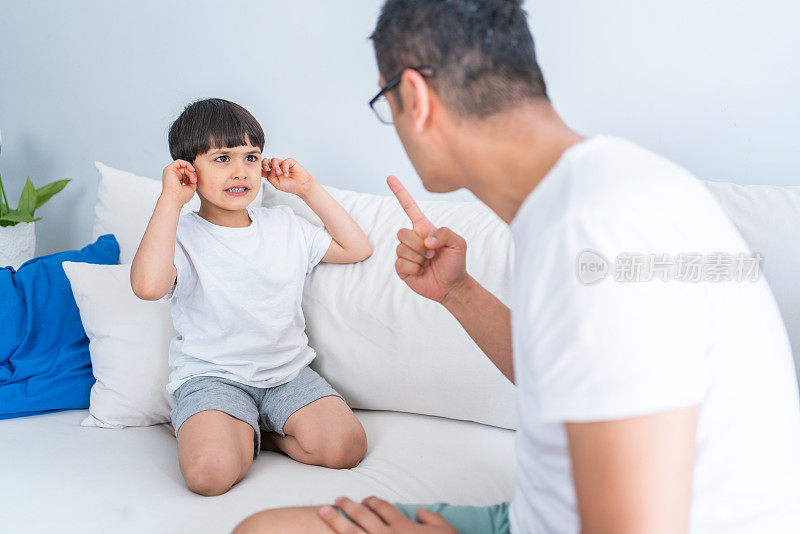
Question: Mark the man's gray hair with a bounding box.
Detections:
[370,0,548,118]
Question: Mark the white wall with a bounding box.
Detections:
[0,0,797,256]
[529,0,800,185]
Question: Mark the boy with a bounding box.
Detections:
[130,98,372,497]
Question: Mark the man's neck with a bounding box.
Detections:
[449,102,585,224]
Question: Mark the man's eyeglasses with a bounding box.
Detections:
[369,66,435,125]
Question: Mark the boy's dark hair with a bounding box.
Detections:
[168,98,265,163]
[370,0,548,118]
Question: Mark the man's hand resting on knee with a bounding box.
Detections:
[319,497,457,534]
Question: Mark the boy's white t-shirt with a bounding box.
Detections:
[509,136,800,533]
[159,205,332,395]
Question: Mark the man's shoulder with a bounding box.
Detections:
[516,136,711,239]
[569,135,680,171]
[570,136,701,204]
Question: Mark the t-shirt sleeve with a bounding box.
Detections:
[517,210,711,423]
[155,278,176,303]
[293,212,333,274]
[155,240,191,303]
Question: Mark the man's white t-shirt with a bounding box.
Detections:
[159,205,332,395]
[508,135,800,533]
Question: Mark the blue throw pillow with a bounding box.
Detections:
[0,234,119,420]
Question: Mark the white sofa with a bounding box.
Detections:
[1,163,798,534]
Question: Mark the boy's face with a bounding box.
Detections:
[192,141,262,211]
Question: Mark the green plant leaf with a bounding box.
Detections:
[18,178,37,217]
[0,210,36,224]
[35,179,70,210]
[0,171,10,212]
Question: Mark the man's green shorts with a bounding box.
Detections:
[341,501,510,533]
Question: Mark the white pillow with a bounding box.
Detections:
[92,161,263,264]
[263,185,518,430]
[62,261,175,428]
[703,180,800,388]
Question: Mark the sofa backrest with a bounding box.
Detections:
[703,180,800,390]
[92,162,518,429]
[263,185,519,430]
[268,178,800,424]
[91,159,799,429]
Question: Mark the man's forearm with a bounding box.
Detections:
[442,275,514,383]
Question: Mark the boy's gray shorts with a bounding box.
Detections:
[170,366,343,456]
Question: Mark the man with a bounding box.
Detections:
[235,1,800,532]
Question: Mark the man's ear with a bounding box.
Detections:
[398,69,432,133]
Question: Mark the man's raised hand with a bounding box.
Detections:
[388,176,469,304]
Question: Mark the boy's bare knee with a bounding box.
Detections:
[321,425,368,469]
[185,468,235,496]
[182,451,243,496]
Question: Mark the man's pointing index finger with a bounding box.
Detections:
[387,175,437,236]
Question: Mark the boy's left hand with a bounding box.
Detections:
[262,157,315,197]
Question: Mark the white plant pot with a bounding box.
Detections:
[0,221,36,270]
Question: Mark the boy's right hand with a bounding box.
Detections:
[160,159,197,207]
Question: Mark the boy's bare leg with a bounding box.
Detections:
[233,506,334,534]
[176,410,255,496]
[265,395,368,469]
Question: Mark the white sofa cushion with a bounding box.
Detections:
[0,409,515,534]
[703,180,800,387]
[263,184,518,430]
[91,161,263,264]
[62,261,175,428]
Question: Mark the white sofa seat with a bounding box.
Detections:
[1,409,515,533]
